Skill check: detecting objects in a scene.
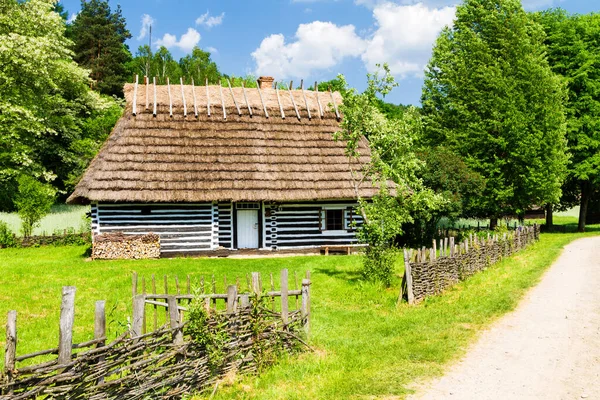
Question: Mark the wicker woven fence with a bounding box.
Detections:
[1,269,311,399]
[400,225,540,304]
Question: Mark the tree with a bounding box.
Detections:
[536,9,600,232]
[153,46,181,84]
[69,0,132,97]
[14,176,56,237]
[421,0,569,228]
[336,66,443,286]
[179,47,221,84]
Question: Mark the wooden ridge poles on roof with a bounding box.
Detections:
[315,82,324,118]
[255,79,269,118]
[167,77,173,118]
[153,77,157,117]
[144,76,149,110]
[287,81,301,121]
[329,86,340,121]
[132,75,138,116]
[180,77,187,118]
[274,82,285,119]
[300,80,311,120]
[241,82,253,117]
[191,78,198,118]
[218,79,226,120]
[205,78,211,117]
[227,79,242,116]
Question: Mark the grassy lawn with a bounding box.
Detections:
[0,228,598,399]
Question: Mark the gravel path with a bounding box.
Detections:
[409,236,600,400]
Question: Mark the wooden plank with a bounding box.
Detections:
[167,296,184,351]
[144,75,149,109]
[5,310,16,378]
[315,82,324,118]
[219,80,226,120]
[132,294,145,338]
[132,75,138,116]
[300,80,312,120]
[141,277,146,334]
[175,275,180,295]
[240,294,250,309]
[281,269,289,326]
[164,275,169,321]
[226,285,238,314]
[301,279,310,337]
[287,85,301,120]
[329,87,340,120]
[433,239,437,260]
[58,286,76,365]
[206,77,211,117]
[191,78,198,117]
[275,84,285,119]
[270,273,275,311]
[294,271,299,310]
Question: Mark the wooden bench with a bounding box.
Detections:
[322,244,368,255]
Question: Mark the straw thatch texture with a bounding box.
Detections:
[68,83,377,204]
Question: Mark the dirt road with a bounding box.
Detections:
[410,236,600,400]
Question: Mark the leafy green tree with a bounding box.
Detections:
[15,176,56,237]
[69,0,132,96]
[536,9,600,232]
[0,0,112,210]
[336,65,443,286]
[153,46,181,84]
[179,47,221,84]
[422,0,569,228]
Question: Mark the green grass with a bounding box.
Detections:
[0,204,89,236]
[0,229,598,399]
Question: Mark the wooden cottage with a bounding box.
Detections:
[67,76,378,255]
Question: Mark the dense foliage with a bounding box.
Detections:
[68,0,132,97]
[536,9,600,231]
[0,0,121,211]
[422,0,569,227]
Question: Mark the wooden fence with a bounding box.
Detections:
[1,269,311,399]
[400,225,540,304]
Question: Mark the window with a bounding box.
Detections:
[326,209,344,231]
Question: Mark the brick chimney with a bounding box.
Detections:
[257,76,274,89]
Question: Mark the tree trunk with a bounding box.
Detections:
[578,181,591,233]
[489,217,498,230]
[545,204,553,231]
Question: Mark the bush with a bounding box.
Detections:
[362,246,398,287]
[0,221,17,248]
[14,176,56,237]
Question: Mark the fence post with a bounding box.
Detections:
[280,269,289,327]
[403,250,415,305]
[226,285,238,315]
[132,294,145,338]
[132,272,138,298]
[94,301,106,385]
[251,272,261,295]
[5,310,17,384]
[167,296,184,349]
[58,286,76,365]
[301,279,310,337]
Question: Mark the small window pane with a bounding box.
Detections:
[326,209,343,231]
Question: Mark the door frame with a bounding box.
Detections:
[233,203,263,249]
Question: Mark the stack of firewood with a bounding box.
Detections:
[92,232,160,259]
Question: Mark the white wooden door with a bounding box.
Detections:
[237,209,259,248]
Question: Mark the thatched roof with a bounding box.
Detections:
[67,81,378,204]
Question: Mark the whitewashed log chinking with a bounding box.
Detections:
[67,76,378,255]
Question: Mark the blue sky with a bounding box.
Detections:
[60,0,599,105]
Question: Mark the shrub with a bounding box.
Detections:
[362,246,398,287]
[14,176,56,237]
[0,221,17,248]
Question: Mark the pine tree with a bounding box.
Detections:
[421,0,568,227]
[69,0,132,97]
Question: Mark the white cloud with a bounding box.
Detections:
[137,14,155,41]
[251,21,366,78]
[195,11,225,28]
[67,12,79,24]
[206,46,218,54]
[155,28,201,52]
[362,2,455,77]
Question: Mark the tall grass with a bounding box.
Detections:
[0,205,89,236]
